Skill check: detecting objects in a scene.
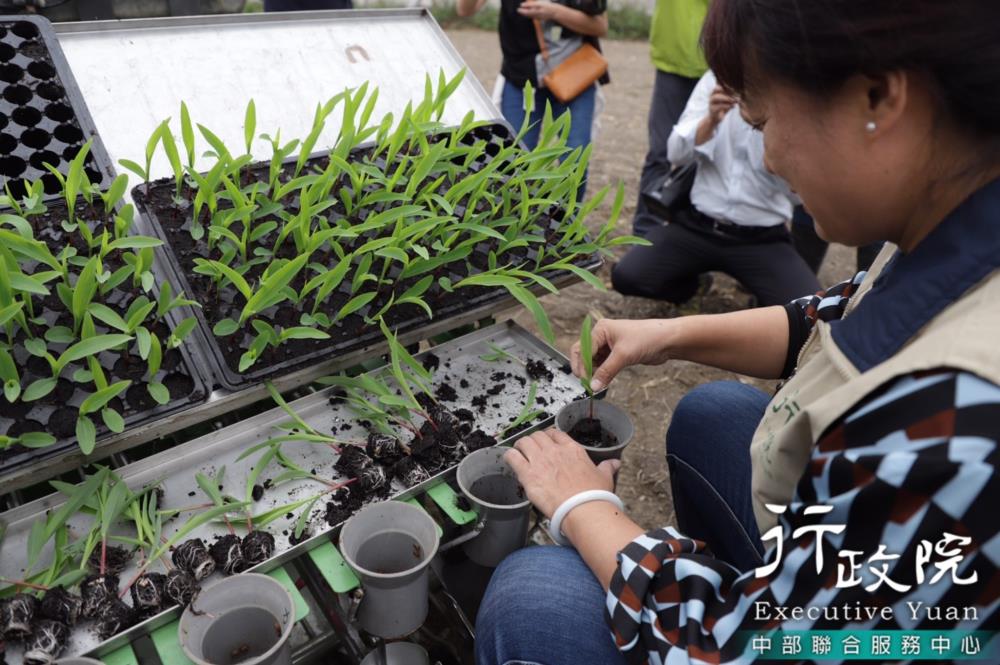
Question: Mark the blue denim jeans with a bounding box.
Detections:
[475,546,627,665]
[500,80,595,199]
[475,381,768,664]
[666,381,767,570]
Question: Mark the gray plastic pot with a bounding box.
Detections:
[179,573,294,665]
[555,398,635,462]
[340,501,440,639]
[456,446,531,567]
[359,641,431,665]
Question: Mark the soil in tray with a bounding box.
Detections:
[568,417,619,448]
[0,198,205,451]
[133,123,598,386]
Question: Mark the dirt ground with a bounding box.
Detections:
[445,30,856,529]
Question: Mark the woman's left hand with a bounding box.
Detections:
[504,428,621,518]
[517,0,563,22]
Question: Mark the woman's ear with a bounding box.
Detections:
[862,71,909,135]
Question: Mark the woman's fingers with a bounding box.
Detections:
[503,447,529,476]
[570,340,582,378]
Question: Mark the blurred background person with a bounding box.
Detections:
[612,70,820,306]
[632,0,709,237]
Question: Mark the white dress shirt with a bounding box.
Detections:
[667,71,796,228]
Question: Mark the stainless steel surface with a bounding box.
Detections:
[0,321,582,661]
[53,9,500,185]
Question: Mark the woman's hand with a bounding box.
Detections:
[504,429,620,518]
[517,0,564,22]
[570,318,676,391]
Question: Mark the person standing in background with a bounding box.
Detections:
[632,0,709,237]
[264,0,351,12]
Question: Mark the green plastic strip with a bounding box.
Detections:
[267,566,309,622]
[151,621,193,665]
[404,497,443,537]
[102,644,139,665]
[427,482,478,526]
[308,541,360,593]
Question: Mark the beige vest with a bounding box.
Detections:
[750,244,1000,531]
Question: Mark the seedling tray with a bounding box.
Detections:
[132,121,602,392]
[0,320,584,661]
[0,15,114,201]
[0,197,210,477]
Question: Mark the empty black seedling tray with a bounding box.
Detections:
[0,15,115,201]
[0,197,210,476]
[133,121,602,392]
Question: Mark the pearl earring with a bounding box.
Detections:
[865,121,877,133]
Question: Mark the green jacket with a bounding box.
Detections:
[649,0,708,79]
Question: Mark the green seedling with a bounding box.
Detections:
[498,381,545,439]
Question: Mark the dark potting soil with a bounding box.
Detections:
[80,574,118,620]
[241,531,276,568]
[95,599,136,641]
[421,352,440,372]
[164,569,199,607]
[434,381,458,403]
[453,494,472,512]
[0,593,39,639]
[568,417,619,448]
[390,456,430,486]
[251,484,265,502]
[87,544,133,575]
[172,538,216,581]
[130,572,167,614]
[465,429,498,452]
[39,586,82,627]
[210,534,246,576]
[365,432,406,463]
[525,359,555,382]
[132,123,600,388]
[22,618,69,665]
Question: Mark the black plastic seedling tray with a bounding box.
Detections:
[0,15,115,200]
[0,197,210,476]
[133,121,602,392]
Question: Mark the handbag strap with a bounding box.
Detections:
[532,19,550,62]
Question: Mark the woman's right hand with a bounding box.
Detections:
[569,318,675,391]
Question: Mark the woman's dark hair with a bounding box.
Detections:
[702,0,1000,137]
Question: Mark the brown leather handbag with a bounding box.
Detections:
[533,19,608,104]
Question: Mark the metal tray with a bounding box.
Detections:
[0,15,115,201]
[0,320,585,661]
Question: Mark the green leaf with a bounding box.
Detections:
[136,326,152,359]
[118,159,147,182]
[102,407,125,433]
[25,337,48,357]
[147,334,162,378]
[147,381,169,405]
[240,253,310,322]
[337,291,376,320]
[0,301,24,328]
[88,303,129,332]
[72,257,100,329]
[580,314,594,394]
[79,380,131,415]
[280,327,330,341]
[18,431,56,448]
[244,99,257,154]
[213,318,240,336]
[7,273,50,296]
[23,378,57,402]
[3,379,19,403]
[76,415,97,455]
[44,326,76,344]
[106,236,163,251]
[56,334,133,371]
[509,284,555,345]
[169,317,197,348]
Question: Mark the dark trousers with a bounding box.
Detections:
[632,70,700,237]
[612,214,822,307]
[791,206,882,274]
[264,0,351,10]
[666,381,769,570]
